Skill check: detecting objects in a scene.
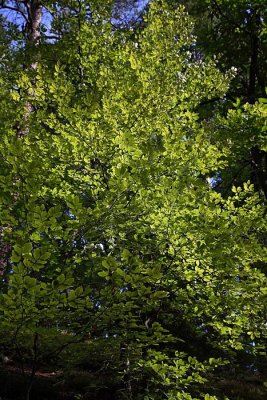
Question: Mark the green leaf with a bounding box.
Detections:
[22,243,32,254]
[98,271,108,278]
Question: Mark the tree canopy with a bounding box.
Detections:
[0,1,266,400]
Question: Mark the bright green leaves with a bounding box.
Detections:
[141,350,225,400]
[11,242,32,263]
[0,258,87,332]
[11,243,51,271]
[0,1,266,399]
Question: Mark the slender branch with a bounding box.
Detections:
[213,160,251,194]
[0,2,28,21]
[42,34,60,40]
[211,0,249,33]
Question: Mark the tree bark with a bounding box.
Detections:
[15,0,42,137]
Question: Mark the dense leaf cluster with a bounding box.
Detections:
[0,1,266,399]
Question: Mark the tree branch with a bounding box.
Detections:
[0,1,28,22]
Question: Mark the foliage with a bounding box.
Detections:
[0,1,266,399]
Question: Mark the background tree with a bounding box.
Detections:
[168,0,267,199]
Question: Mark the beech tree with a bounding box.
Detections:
[0,1,266,399]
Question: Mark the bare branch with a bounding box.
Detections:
[0,1,29,22]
